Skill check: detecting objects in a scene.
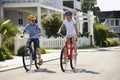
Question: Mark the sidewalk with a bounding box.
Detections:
[0,46,119,72]
[0,50,60,72]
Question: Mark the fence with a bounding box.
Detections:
[14,34,91,55]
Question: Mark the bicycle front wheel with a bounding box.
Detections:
[60,46,67,72]
[22,48,33,71]
[70,55,77,70]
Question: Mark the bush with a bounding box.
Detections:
[0,47,14,61]
[103,39,120,47]
[94,23,109,46]
[0,48,6,61]
[40,46,46,54]
[17,45,46,56]
[0,20,19,59]
[4,37,15,54]
[4,47,14,59]
[17,45,26,56]
[108,30,118,38]
[81,32,89,37]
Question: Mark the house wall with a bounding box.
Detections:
[40,0,63,10]
[4,10,18,25]
[104,19,120,37]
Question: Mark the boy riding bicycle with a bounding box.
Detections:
[57,11,79,57]
[21,15,43,65]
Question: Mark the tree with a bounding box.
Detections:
[82,0,100,16]
[41,13,63,37]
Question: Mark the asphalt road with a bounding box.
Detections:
[0,47,120,80]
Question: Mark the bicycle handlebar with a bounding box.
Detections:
[21,34,40,39]
[57,33,64,38]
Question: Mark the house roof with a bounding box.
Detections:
[98,11,120,22]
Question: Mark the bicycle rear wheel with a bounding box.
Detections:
[70,55,77,70]
[60,46,67,72]
[22,48,33,71]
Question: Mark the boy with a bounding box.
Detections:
[22,15,43,65]
[57,11,79,57]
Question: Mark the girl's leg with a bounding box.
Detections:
[72,36,77,55]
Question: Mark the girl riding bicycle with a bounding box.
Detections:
[57,11,79,57]
[22,15,43,65]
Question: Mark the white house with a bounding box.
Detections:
[0,0,82,27]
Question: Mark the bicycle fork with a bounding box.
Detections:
[28,46,36,60]
[65,41,74,59]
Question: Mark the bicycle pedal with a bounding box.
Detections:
[25,53,30,56]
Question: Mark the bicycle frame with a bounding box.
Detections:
[65,38,74,59]
[22,34,40,59]
[28,40,37,59]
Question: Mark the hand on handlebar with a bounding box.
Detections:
[21,35,24,38]
[57,32,60,35]
[38,33,42,36]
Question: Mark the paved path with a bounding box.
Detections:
[0,46,120,80]
[0,46,120,72]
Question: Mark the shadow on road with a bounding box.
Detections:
[74,68,100,74]
[32,68,56,73]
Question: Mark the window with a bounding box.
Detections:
[115,20,119,26]
[18,12,23,25]
[111,20,114,27]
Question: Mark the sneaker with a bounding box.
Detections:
[73,53,78,58]
[62,58,68,64]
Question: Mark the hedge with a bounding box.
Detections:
[17,45,46,56]
[103,39,120,47]
[0,47,14,61]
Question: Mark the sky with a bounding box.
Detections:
[97,0,120,11]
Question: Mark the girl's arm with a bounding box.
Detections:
[57,24,65,34]
[74,24,79,37]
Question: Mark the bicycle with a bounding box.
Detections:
[58,33,77,72]
[21,35,41,71]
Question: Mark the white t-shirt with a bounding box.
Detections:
[63,18,76,37]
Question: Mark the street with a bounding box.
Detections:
[0,47,120,80]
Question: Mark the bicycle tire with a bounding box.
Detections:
[60,46,67,72]
[22,48,32,71]
[70,56,77,70]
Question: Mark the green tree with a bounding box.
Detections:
[82,0,100,16]
[41,13,62,37]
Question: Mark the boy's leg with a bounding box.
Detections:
[36,48,42,61]
[34,39,43,65]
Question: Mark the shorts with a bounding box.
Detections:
[28,38,40,48]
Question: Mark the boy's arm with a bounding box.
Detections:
[38,29,42,36]
[57,24,65,34]
[74,24,79,37]
[21,30,26,38]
